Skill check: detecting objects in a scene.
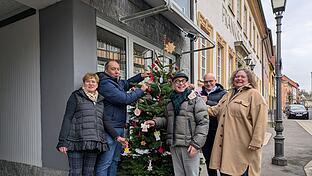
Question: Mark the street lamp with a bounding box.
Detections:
[271,0,287,166]
[244,56,251,65]
[249,61,256,71]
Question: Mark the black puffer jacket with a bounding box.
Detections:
[57,88,118,152]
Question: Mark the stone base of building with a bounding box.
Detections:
[0,160,68,176]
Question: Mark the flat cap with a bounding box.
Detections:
[172,72,189,81]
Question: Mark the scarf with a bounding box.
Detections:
[82,86,98,102]
[170,88,192,116]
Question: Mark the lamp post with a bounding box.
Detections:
[271,0,287,166]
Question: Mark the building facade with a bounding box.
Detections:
[0,0,214,174]
[194,0,274,96]
[281,75,300,110]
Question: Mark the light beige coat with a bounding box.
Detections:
[208,84,268,176]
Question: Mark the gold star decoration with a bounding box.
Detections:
[164,41,176,54]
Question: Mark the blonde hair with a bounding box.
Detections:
[82,73,99,83]
[229,68,257,88]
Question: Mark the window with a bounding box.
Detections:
[133,43,153,75]
[256,34,259,54]
[228,0,234,12]
[200,38,207,77]
[228,55,233,79]
[253,26,256,49]
[243,6,247,34]
[249,16,252,41]
[217,46,223,83]
[237,0,242,24]
[257,35,261,56]
[173,0,190,17]
[97,26,126,79]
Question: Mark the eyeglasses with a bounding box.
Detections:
[174,79,187,85]
[203,80,215,84]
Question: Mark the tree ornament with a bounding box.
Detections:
[141,140,147,146]
[134,108,141,116]
[134,103,141,116]
[154,131,161,141]
[147,160,153,171]
[124,147,130,155]
[159,76,163,84]
[158,146,165,154]
[141,123,150,132]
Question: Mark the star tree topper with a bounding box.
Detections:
[164,41,176,54]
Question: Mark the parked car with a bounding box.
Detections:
[285,104,309,120]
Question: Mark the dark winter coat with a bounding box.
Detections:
[200,83,226,164]
[154,90,209,149]
[200,83,227,130]
[97,72,145,128]
[57,88,118,152]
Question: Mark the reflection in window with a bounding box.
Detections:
[96,27,126,79]
[133,43,153,75]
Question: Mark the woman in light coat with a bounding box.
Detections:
[208,69,268,176]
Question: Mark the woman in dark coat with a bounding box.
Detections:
[56,73,127,176]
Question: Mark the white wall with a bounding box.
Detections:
[0,14,41,166]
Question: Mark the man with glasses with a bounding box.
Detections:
[200,73,226,176]
[145,72,209,176]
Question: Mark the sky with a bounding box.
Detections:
[261,0,312,92]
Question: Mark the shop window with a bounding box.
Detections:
[133,43,153,75]
[96,26,126,79]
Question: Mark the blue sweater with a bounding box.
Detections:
[97,72,145,128]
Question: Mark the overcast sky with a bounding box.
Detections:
[261,0,312,92]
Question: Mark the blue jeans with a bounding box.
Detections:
[96,128,124,176]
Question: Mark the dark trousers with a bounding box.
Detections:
[221,167,248,176]
[202,129,217,176]
[67,150,98,176]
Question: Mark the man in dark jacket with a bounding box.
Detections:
[96,60,149,176]
[200,73,226,176]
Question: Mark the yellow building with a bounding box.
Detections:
[195,0,274,97]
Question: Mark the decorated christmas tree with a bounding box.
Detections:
[119,39,178,175]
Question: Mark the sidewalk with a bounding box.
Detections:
[200,119,312,176]
[262,119,312,176]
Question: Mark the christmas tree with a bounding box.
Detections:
[119,56,178,175]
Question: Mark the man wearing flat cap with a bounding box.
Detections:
[145,72,209,176]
